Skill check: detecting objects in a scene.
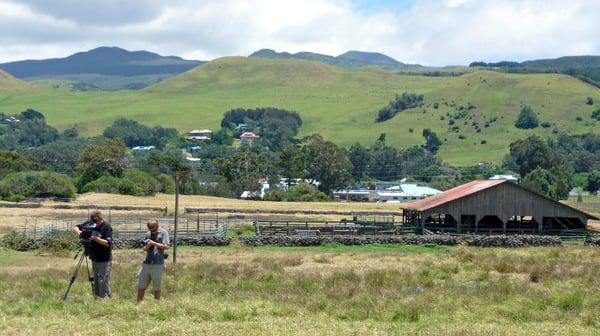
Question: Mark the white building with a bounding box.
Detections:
[334,184,441,203]
[187,129,212,141]
[375,184,441,203]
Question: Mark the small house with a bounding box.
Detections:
[240,131,260,145]
[187,129,212,141]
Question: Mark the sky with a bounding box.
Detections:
[0,0,598,66]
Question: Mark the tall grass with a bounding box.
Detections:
[2,245,600,335]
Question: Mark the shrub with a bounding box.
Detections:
[265,183,330,202]
[592,109,600,121]
[0,171,76,200]
[586,97,594,105]
[123,169,160,196]
[40,231,79,251]
[541,121,552,128]
[156,174,176,194]
[1,231,37,251]
[433,102,439,109]
[576,116,583,121]
[458,134,466,140]
[481,140,487,144]
[81,175,144,196]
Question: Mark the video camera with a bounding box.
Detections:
[78,221,98,256]
[143,231,168,260]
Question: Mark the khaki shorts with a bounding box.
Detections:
[137,263,165,291]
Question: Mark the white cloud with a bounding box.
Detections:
[0,0,598,65]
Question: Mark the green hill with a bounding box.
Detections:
[0,57,598,165]
[0,70,32,92]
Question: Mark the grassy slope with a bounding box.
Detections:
[0,70,31,92]
[0,57,599,165]
[3,245,600,335]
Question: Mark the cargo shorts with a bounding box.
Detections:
[137,263,165,291]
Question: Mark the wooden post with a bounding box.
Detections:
[173,177,180,265]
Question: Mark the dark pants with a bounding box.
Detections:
[92,261,111,298]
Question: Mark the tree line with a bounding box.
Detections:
[0,106,598,202]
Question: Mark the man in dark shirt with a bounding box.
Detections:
[74,210,113,298]
[137,219,169,301]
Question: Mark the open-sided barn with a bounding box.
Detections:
[402,180,598,235]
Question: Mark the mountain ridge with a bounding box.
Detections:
[249,48,412,69]
[0,47,205,90]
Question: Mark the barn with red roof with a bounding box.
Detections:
[401,180,598,235]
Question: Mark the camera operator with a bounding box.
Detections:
[73,210,113,299]
[137,219,169,302]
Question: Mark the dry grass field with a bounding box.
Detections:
[0,193,402,232]
[2,243,600,335]
[0,193,598,233]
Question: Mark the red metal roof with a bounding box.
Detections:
[402,179,507,212]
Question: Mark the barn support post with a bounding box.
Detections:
[474,216,478,234]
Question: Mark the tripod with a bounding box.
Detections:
[63,247,95,301]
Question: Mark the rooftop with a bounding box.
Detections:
[402,180,506,212]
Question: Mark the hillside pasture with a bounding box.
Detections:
[0,57,599,164]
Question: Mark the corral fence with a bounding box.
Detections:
[17,214,230,240]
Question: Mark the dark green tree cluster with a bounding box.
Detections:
[103,118,179,148]
[221,108,302,150]
[0,109,59,150]
[376,93,424,122]
[348,134,441,182]
[514,106,539,129]
[507,135,572,199]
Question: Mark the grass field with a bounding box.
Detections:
[3,243,600,335]
[1,192,598,233]
[1,57,599,165]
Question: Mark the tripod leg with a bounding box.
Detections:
[85,256,96,299]
[62,252,85,301]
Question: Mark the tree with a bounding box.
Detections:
[587,170,600,195]
[76,139,129,188]
[592,109,600,121]
[0,171,76,200]
[422,128,442,153]
[299,135,352,193]
[368,140,402,181]
[211,129,233,145]
[515,106,539,129]
[348,143,370,180]
[0,151,35,179]
[0,110,59,150]
[279,144,306,183]
[509,135,557,176]
[103,118,178,148]
[587,97,594,105]
[213,150,272,196]
[221,108,302,150]
[521,167,571,200]
[521,167,553,197]
[28,139,89,176]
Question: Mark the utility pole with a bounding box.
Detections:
[173,176,180,264]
